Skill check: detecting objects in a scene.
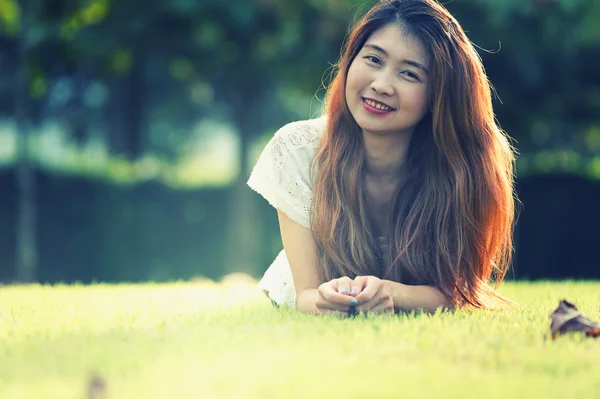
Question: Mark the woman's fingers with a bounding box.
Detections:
[336,276,353,295]
[350,276,368,296]
[356,295,394,314]
[355,277,379,303]
[352,277,394,314]
[318,280,358,309]
[316,296,353,311]
[355,295,380,314]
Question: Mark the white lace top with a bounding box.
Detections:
[247,116,327,307]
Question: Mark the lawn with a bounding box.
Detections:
[1,280,599,399]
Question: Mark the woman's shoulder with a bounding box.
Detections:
[273,114,328,149]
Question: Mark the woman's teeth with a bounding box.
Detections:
[364,98,393,111]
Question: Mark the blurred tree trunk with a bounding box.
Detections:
[14,0,38,282]
[108,63,144,158]
[225,102,262,277]
[122,63,144,158]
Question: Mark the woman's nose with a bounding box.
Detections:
[370,73,395,96]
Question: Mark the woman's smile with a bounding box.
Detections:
[362,97,396,115]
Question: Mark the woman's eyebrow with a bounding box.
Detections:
[363,43,429,75]
[364,43,389,56]
[404,60,429,75]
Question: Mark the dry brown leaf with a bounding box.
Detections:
[549,300,600,340]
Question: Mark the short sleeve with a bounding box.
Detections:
[247,118,324,229]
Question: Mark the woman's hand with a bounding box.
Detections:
[315,276,358,317]
[347,276,395,315]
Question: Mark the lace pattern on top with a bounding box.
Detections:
[270,121,321,169]
[247,116,326,229]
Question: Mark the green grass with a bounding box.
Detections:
[1,281,599,399]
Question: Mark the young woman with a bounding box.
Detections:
[248,0,517,316]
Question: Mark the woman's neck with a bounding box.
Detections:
[362,129,413,183]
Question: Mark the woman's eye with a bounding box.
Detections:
[364,55,381,65]
[402,71,421,81]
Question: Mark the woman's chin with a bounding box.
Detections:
[352,114,380,131]
[355,119,390,135]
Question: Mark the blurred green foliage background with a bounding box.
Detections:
[0,0,599,283]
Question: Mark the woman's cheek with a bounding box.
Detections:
[352,64,371,84]
[407,87,429,114]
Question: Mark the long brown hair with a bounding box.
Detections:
[311,0,518,309]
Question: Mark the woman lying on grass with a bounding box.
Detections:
[248,0,518,316]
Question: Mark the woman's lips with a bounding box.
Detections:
[362,98,394,115]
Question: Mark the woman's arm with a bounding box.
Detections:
[296,288,321,314]
[276,210,320,314]
[277,210,354,315]
[383,280,451,313]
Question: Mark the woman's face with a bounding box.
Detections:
[345,24,430,136]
